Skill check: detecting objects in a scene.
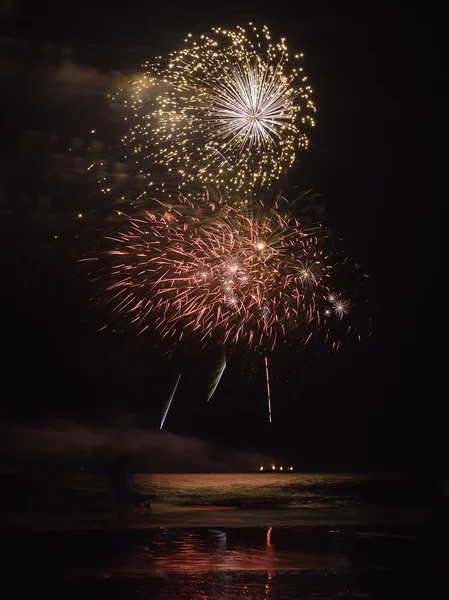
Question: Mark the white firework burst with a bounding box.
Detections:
[333,298,350,318]
[123,24,316,193]
[205,57,297,152]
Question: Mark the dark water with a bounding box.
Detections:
[1,472,432,527]
[0,474,439,598]
[1,525,434,599]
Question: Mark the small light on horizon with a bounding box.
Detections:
[271,464,276,470]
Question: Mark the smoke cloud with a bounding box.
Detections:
[1,421,272,473]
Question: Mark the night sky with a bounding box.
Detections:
[0,1,445,473]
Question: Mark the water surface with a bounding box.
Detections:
[0,473,434,598]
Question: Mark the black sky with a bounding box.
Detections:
[0,1,445,472]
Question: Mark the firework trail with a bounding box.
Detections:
[122,24,315,193]
[207,353,227,402]
[205,146,234,172]
[160,373,182,429]
[264,355,272,423]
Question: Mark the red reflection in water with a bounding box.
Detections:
[104,527,352,599]
[266,527,272,547]
[265,527,274,598]
[121,528,331,576]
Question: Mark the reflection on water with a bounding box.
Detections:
[2,473,431,599]
[143,473,374,510]
[110,527,353,599]
[3,524,429,600]
[121,527,334,574]
[131,472,431,521]
[1,472,430,530]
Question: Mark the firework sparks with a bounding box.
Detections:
[160,373,182,429]
[326,293,350,318]
[333,298,350,318]
[100,200,344,349]
[123,24,315,193]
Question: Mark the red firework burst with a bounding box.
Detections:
[101,202,339,350]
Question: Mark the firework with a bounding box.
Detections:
[100,200,346,350]
[333,298,350,318]
[81,22,368,426]
[207,353,227,402]
[122,24,315,193]
[327,293,350,318]
[264,355,272,423]
[160,373,181,429]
